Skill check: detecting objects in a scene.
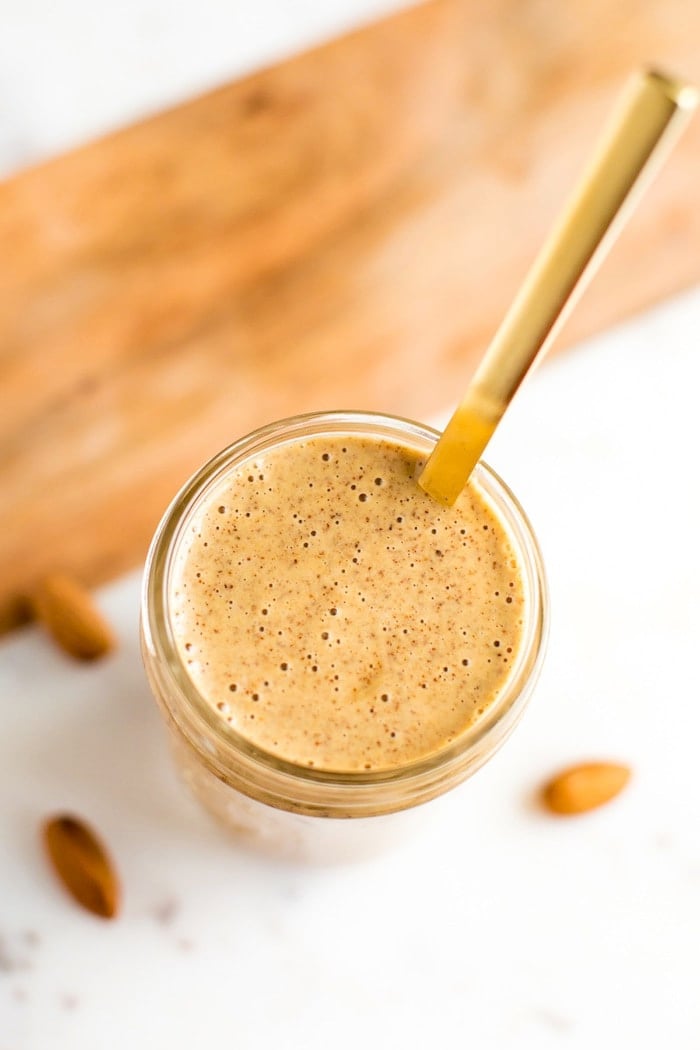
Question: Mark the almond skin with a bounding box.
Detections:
[43,814,120,919]
[30,573,115,661]
[542,762,631,816]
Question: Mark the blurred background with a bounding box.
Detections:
[0,0,407,172]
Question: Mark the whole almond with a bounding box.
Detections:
[43,814,120,919]
[541,762,631,816]
[30,573,115,661]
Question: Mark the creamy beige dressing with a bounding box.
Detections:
[170,435,526,772]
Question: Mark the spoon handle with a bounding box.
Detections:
[419,70,698,507]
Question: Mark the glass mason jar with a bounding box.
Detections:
[141,412,548,861]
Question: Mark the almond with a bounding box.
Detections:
[30,573,115,661]
[541,761,631,815]
[42,814,120,919]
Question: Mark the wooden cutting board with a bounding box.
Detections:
[1,0,699,635]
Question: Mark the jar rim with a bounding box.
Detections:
[141,411,548,814]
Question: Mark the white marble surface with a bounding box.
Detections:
[2,4,700,1047]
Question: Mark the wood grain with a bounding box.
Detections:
[1,0,699,634]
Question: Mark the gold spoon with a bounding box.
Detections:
[418,69,698,507]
